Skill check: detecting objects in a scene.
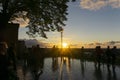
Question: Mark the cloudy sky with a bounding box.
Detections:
[19,0,120,48]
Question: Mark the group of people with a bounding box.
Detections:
[105,46,118,64]
[95,46,118,66]
[0,42,17,80]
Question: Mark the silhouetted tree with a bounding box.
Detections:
[0,0,75,38]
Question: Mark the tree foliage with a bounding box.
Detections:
[0,0,75,38]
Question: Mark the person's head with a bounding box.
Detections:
[96,46,100,49]
[113,46,117,49]
[81,46,84,49]
[107,46,110,49]
[36,44,40,48]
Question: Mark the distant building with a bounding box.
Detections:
[0,23,19,47]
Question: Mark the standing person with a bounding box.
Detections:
[0,42,9,80]
[105,46,112,70]
[95,46,103,67]
[80,46,85,63]
[7,43,17,71]
[111,46,117,65]
[80,46,84,58]
[105,46,111,64]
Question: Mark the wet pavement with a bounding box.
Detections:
[16,61,33,80]
[17,57,120,80]
[17,66,24,80]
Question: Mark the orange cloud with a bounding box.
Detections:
[80,0,120,10]
[80,0,106,10]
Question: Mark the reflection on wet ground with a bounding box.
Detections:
[24,57,120,80]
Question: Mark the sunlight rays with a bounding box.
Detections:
[62,42,68,48]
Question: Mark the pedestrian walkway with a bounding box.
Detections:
[16,61,25,80]
[16,61,33,80]
[17,65,24,80]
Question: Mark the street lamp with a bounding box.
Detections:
[61,30,63,49]
[58,27,64,49]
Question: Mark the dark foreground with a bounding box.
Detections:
[15,48,120,80]
[18,57,120,80]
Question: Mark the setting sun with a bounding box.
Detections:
[62,42,68,48]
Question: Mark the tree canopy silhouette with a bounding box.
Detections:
[0,0,75,38]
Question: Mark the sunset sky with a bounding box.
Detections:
[19,0,120,48]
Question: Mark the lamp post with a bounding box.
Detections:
[58,27,64,50]
[58,27,64,80]
[61,31,63,49]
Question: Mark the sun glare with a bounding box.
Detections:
[62,42,68,48]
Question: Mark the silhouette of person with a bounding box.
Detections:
[80,46,84,59]
[52,45,57,57]
[34,44,40,56]
[111,46,117,65]
[105,46,112,64]
[0,42,9,80]
[95,46,103,67]
[7,43,17,71]
[33,58,44,80]
[32,56,44,80]
[30,45,44,80]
